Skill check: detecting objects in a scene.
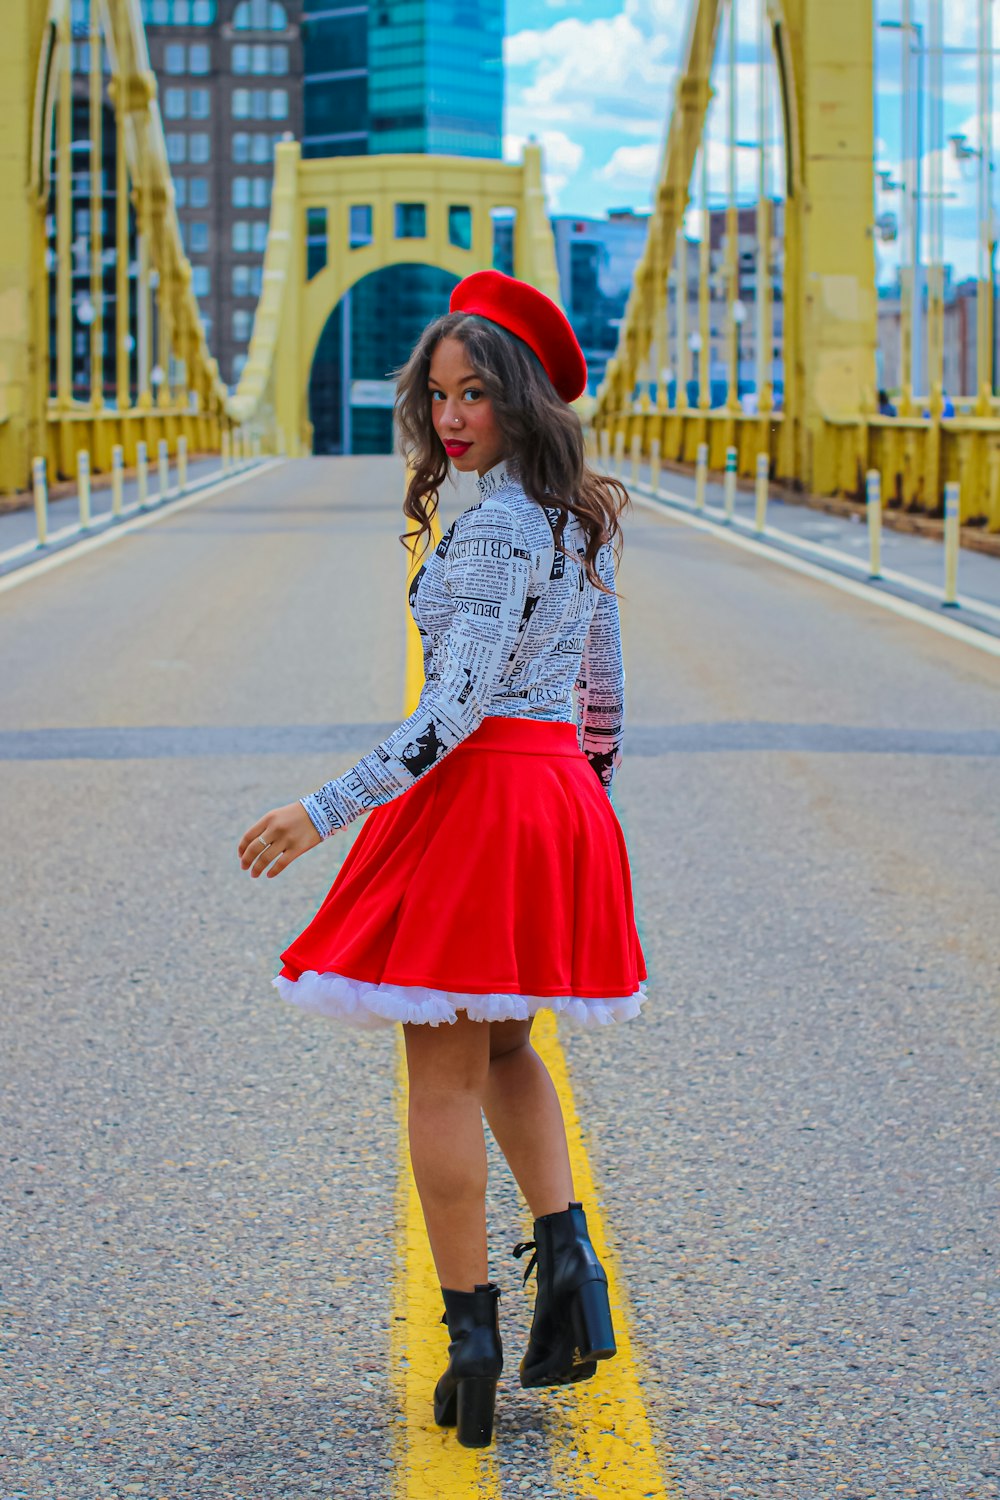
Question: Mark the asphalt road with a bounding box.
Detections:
[2,455,997,1499]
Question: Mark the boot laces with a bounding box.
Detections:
[512,1239,538,1286]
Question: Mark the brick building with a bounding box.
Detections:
[141,0,303,389]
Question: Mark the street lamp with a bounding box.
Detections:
[732,299,747,400]
[688,330,703,401]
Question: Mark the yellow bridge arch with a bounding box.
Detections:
[231,141,561,455]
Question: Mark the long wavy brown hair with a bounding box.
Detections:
[393,311,631,595]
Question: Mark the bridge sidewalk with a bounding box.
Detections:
[628,460,1000,637]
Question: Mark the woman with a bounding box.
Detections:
[237,269,648,1449]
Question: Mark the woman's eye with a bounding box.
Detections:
[430,390,444,401]
[463,388,482,401]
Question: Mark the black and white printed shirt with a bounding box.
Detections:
[299,457,626,837]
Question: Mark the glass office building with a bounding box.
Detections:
[303,0,504,453]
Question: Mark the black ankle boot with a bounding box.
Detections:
[433,1282,503,1448]
[513,1201,616,1389]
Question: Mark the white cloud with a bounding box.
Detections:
[597,142,660,189]
[504,129,584,207]
[505,0,686,138]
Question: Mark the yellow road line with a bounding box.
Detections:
[531,1011,677,1498]
[392,501,674,1496]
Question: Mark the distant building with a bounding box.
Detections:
[303,0,505,454]
[877,270,997,400]
[142,0,304,390]
[552,210,650,395]
[553,203,786,405]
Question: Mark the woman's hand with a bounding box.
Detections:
[238,801,324,879]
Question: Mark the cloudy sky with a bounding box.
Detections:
[503,0,999,283]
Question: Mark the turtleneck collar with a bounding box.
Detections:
[475,458,516,500]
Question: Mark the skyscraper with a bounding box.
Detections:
[302,0,504,453]
[141,0,304,390]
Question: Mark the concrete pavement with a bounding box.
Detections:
[1,455,996,1498]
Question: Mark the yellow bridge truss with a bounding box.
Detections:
[0,0,561,494]
[595,0,1000,531]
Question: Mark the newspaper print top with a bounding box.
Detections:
[299,458,626,837]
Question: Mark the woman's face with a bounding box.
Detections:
[428,335,506,478]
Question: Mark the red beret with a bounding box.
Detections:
[449,269,588,404]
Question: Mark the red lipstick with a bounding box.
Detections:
[444,440,472,456]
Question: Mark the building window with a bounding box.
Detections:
[252,221,267,251]
[164,43,185,74]
[349,204,372,248]
[232,221,250,251]
[270,44,288,74]
[164,88,186,119]
[232,264,252,296]
[141,0,216,19]
[232,43,249,73]
[395,203,426,240]
[165,133,186,163]
[269,89,287,119]
[233,353,247,383]
[188,42,210,74]
[189,88,210,119]
[189,176,209,207]
[192,265,211,297]
[449,205,472,251]
[252,43,270,74]
[189,133,211,164]
[232,177,250,207]
[306,206,327,278]
[233,309,253,341]
[174,177,187,207]
[232,89,250,118]
[232,133,250,162]
[253,177,270,207]
[250,264,263,295]
[251,134,273,162]
[233,0,287,30]
[189,221,209,252]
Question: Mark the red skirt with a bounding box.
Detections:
[272,715,648,1028]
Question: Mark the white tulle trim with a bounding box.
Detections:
[272,970,648,1029]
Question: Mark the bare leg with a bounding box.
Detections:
[482,1018,575,1220]
[403,1013,491,1292]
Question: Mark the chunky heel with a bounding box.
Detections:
[456,1376,498,1448]
[570,1278,616,1363]
[433,1283,503,1445]
[515,1203,617,1388]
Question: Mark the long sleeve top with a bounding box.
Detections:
[299,457,627,838]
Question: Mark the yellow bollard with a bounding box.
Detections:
[723,445,737,524]
[866,469,883,579]
[77,449,92,530]
[943,480,960,606]
[221,430,232,473]
[754,452,769,533]
[136,440,148,508]
[613,429,625,479]
[650,436,661,496]
[111,444,124,516]
[32,456,48,547]
[177,436,188,494]
[158,438,170,501]
[695,441,708,511]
